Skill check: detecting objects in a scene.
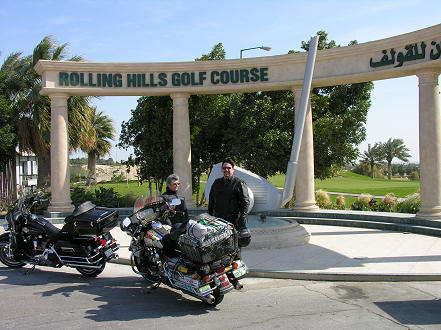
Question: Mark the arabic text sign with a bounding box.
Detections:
[370,40,441,68]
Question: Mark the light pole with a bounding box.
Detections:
[240,46,272,59]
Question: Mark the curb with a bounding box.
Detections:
[109,258,441,282]
[247,270,441,282]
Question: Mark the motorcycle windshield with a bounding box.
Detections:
[133,195,165,223]
[133,195,163,213]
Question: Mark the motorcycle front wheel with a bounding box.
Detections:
[76,262,106,277]
[134,255,161,285]
[0,233,26,268]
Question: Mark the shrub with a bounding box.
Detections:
[372,193,397,212]
[71,187,94,206]
[397,193,420,214]
[335,195,346,209]
[359,194,373,206]
[409,171,420,181]
[351,193,373,211]
[110,172,126,183]
[315,190,331,208]
[31,190,51,215]
[93,186,121,208]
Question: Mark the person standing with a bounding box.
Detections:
[208,158,250,233]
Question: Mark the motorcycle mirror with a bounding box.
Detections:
[170,198,181,206]
[122,217,131,229]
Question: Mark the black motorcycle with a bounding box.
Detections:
[121,195,248,306]
[0,192,119,277]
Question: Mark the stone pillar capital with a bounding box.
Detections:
[49,94,69,108]
[416,69,440,84]
[170,92,190,100]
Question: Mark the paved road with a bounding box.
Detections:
[2,262,441,329]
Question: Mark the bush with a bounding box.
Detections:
[70,186,136,208]
[351,193,373,211]
[315,190,331,208]
[110,172,126,183]
[93,187,121,207]
[409,171,420,181]
[372,193,397,212]
[335,195,346,210]
[397,193,420,214]
[30,190,51,215]
[71,187,95,206]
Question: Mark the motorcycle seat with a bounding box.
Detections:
[36,217,61,240]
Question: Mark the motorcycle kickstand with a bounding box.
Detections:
[24,263,37,275]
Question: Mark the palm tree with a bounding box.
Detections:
[361,143,383,178]
[379,138,411,180]
[85,107,115,185]
[11,36,94,187]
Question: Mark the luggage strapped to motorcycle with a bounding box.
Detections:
[177,213,237,264]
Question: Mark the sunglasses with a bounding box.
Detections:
[222,167,232,170]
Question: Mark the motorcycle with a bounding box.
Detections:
[0,192,119,277]
[120,195,248,306]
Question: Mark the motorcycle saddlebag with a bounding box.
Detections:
[54,239,91,257]
[63,202,119,236]
[177,213,237,264]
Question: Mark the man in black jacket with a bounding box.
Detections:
[208,158,250,232]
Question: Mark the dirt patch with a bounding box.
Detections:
[71,165,139,183]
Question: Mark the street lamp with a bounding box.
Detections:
[240,46,272,59]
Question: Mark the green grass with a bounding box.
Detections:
[268,171,419,198]
[73,180,208,205]
[314,172,419,198]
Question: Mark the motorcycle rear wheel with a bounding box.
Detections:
[0,233,26,268]
[76,262,106,277]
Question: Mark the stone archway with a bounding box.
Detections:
[35,24,441,219]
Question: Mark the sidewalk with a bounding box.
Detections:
[110,224,441,281]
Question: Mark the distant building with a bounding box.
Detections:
[15,148,38,193]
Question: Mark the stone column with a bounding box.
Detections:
[292,87,318,211]
[417,70,441,219]
[47,94,74,213]
[170,93,194,208]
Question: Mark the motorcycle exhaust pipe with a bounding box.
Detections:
[200,294,215,305]
[64,262,104,269]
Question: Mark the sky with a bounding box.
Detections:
[1,0,440,164]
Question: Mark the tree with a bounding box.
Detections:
[0,60,19,171]
[119,96,173,195]
[0,95,16,171]
[8,36,93,187]
[190,43,229,204]
[227,91,294,178]
[299,31,374,179]
[361,143,383,178]
[84,107,115,185]
[378,138,411,179]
